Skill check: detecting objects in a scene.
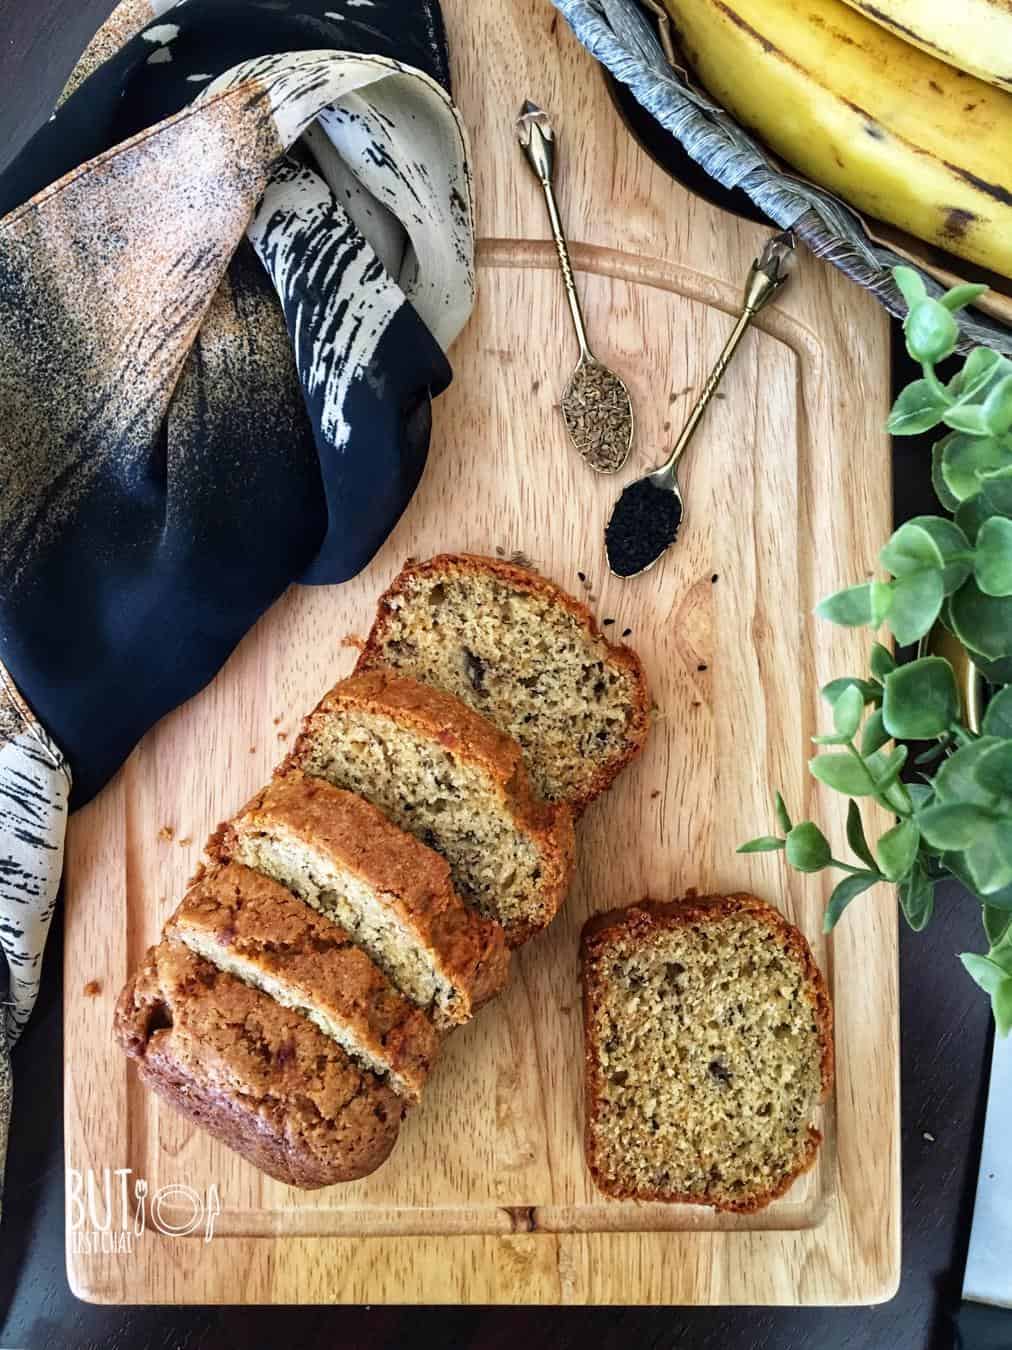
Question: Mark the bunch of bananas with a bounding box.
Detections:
[661,0,1012,279]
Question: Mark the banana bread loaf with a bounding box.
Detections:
[115,940,406,1188]
[213,771,510,1024]
[166,861,441,1102]
[581,894,833,1212]
[358,553,651,811]
[285,669,575,944]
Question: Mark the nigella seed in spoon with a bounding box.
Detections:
[605,478,682,577]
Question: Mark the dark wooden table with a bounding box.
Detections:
[0,5,997,1347]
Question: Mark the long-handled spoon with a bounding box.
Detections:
[605,231,796,578]
[516,100,634,475]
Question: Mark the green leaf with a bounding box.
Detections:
[816,583,892,630]
[861,707,890,755]
[905,298,958,363]
[973,652,1012,684]
[982,686,1012,738]
[809,752,877,797]
[974,742,1012,798]
[984,904,1012,946]
[932,436,963,512]
[886,570,944,646]
[935,738,1004,807]
[940,433,1012,503]
[880,522,945,579]
[738,835,785,854]
[952,349,1011,402]
[945,851,1012,909]
[886,380,949,436]
[949,579,1012,660]
[821,677,882,706]
[974,516,1012,596]
[965,825,1012,896]
[774,792,793,835]
[899,867,935,931]
[870,643,896,680]
[867,744,909,792]
[980,463,1012,518]
[832,683,865,740]
[907,515,974,593]
[944,404,992,436]
[846,799,877,870]
[919,802,996,850]
[960,952,1011,996]
[785,822,832,873]
[955,493,992,544]
[892,266,926,309]
[823,873,879,932]
[939,283,988,313]
[982,374,1012,436]
[993,978,1012,1037]
[876,819,921,882]
[881,657,959,739]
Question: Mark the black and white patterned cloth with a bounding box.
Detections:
[0,0,475,1212]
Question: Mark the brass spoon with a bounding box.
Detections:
[605,231,796,578]
[516,100,633,475]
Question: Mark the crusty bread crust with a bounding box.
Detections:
[114,941,404,1188]
[285,670,576,945]
[357,553,652,814]
[212,771,510,1015]
[166,861,442,1102]
[580,894,834,1213]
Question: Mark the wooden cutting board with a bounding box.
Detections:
[63,0,898,1306]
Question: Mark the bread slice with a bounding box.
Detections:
[580,895,834,1212]
[166,862,440,1102]
[115,940,405,1188]
[213,771,510,1025]
[286,669,576,944]
[357,553,651,812]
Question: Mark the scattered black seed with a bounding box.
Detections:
[464,648,487,695]
[711,573,719,583]
[622,627,632,637]
[603,618,615,627]
[495,546,505,557]
[577,571,587,582]
[697,663,708,672]
[605,477,681,577]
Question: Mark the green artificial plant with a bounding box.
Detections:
[741,268,1012,1036]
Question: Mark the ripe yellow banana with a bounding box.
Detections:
[662,0,1012,279]
[839,0,1012,90]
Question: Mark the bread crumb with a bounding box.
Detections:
[277,731,289,741]
[922,1131,935,1143]
[158,826,175,842]
[650,790,661,799]
[177,837,192,847]
[273,716,282,726]
[83,980,101,997]
[249,746,256,754]
[341,634,366,652]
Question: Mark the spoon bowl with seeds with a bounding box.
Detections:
[516,100,634,475]
[605,231,796,578]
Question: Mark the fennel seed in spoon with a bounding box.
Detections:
[561,362,633,474]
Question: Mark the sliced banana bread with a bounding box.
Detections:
[213,771,510,1023]
[166,862,440,1102]
[581,895,834,1212]
[115,940,405,1188]
[357,553,651,812]
[286,670,576,944]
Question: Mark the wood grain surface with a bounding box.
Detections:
[58,0,897,1308]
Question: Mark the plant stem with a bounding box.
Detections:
[829,856,877,877]
[921,363,949,403]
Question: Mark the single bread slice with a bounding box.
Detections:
[581,895,834,1212]
[166,862,440,1102]
[358,553,651,812]
[286,669,575,944]
[114,940,405,1188]
[213,771,509,1024]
